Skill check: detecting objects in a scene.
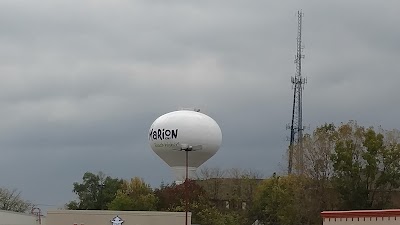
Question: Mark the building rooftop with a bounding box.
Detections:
[321,209,400,218]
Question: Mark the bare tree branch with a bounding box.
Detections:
[0,187,31,212]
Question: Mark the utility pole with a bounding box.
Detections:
[288,10,306,175]
[185,149,189,225]
[181,144,194,225]
[178,143,201,225]
[98,183,105,210]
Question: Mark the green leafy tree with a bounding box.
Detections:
[331,122,400,209]
[108,177,157,211]
[252,174,313,225]
[190,201,243,225]
[66,171,123,210]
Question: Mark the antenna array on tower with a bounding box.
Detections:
[287,10,307,175]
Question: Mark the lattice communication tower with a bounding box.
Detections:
[287,10,307,174]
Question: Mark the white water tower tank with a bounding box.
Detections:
[149,110,222,184]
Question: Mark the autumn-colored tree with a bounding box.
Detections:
[196,167,226,202]
[278,121,400,224]
[292,121,400,212]
[155,180,245,225]
[300,123,339,222]
[154,180,205,211]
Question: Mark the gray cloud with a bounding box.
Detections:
[0,0,399,212]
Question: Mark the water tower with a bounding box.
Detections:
[149,110,222,184]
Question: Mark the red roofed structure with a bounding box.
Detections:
[321,209,400,224]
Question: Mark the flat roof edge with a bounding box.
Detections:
[47,210,191,217]
[321,209,400,218]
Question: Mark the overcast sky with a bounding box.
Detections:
[0,0,399,213]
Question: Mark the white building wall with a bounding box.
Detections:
[47,210,190,225]
[0,210,44,225]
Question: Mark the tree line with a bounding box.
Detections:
[2,121,400,225]
[65,121,400,225]
[65,168,263,225]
